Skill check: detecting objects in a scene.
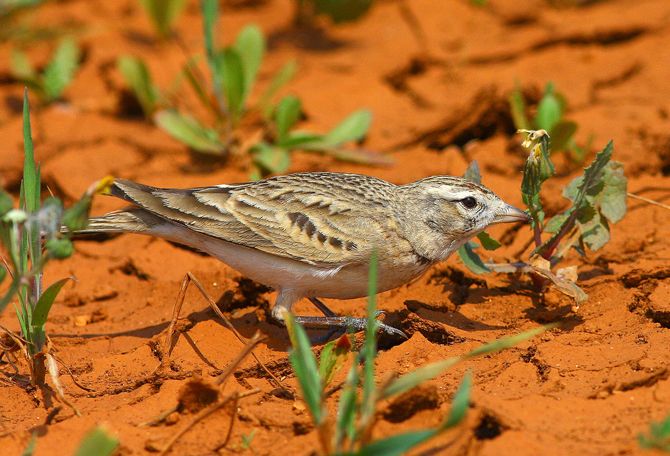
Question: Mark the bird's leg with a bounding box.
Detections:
[290,297,407,339]
[157,273,284,389]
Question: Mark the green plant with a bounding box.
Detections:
[461,130,627,307]
[138,0,187,39]
[251,96,389,177]
[509,82,588,162]
[0,90,109,396]
[10,37,81,103]
[74,426,119,456]
[640,414,670,452]
[147,0,382,178]
[286,253,549,455]
[295,0,373,26]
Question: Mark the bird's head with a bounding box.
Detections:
[396,176,529,262]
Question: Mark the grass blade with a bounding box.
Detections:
[318,335,351,388]
[286,312,325,425]
[42,37,80,101]
[353,430,436,456]
[457,241,490,274]
[139,0,186,38]
[508,85,529,130]
[465,325,551,359]
[336,356,360,450]
[441,371,472,429]
[154,109,225,154]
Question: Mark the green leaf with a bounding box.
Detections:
[274,95,302,143]
[508,85,529,131]
[259,60,297,118]
[252,142,291,175]
[74,426,119,456]
[549,120,577,153]
[457,241,490,274]
[0,264,6,285]
[62,193,94,232]
[463,160,481,184]
[21,431,37,456]
[320,109,372,148]
[476,231,500,250]
[233,25,265,103]
[579,213,610,251]
[10,48,36,81]
[45,238,74,259]
[535,82,562,132]
[313,0,373,23]
[0,189,13,216]
[304,147,393,166]
[639,414,670,451]
[286,313,325,425]
[139,0,186,38]
[154,110,225,154]
[571,140,614,208]
[216,49,245,122]
[335,358,359,449]
[22,89,39,213]
[599,161,627,223]
[544,213,569,233]
[441,371,472,428]
[117,56,158,117]
[361,251,380,425]
[318,335,351,388]
[31,277,72,329]
[280,131,324,149]
[466,325,551,358]
[354,430,437,456]
[42,37,80,101]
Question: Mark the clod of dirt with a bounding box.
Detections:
[382,384,440,423]
[111,258,151,281]
[390,85,541,152]
[647,281,670,328]
[428,267,488,306]
[399,311,466,346]
[474,413,505,440]
[177,377,220,414]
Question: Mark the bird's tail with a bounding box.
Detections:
[74,207,164,236]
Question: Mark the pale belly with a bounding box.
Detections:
[150,222,432,300]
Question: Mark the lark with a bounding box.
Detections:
[81,172,528,337]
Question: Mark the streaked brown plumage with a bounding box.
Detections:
[82,172,528,337]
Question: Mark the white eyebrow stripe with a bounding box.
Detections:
[427,188,478,200]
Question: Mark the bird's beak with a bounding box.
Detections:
[492,204,530,224]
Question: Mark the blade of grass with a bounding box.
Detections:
[286,312,325,426]
[259,60,297,118]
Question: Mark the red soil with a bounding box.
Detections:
[2,0,670,454]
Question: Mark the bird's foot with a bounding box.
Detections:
[292,312,407,341]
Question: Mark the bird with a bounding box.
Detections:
[79,172,529,338]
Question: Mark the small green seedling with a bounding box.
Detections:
[150,0,384,177]
[639,414,670,452]
[0,90,109,402]
[251,96,389,177]
[294,0,374,26]
[10,37,81,103]
[286,253,549,455]
[462,130,627,307]
[509,82,588,162]
[138,0,186,39]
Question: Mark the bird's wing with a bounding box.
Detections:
[110,177,392,267]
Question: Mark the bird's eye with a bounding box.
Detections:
[460,197,477,209]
